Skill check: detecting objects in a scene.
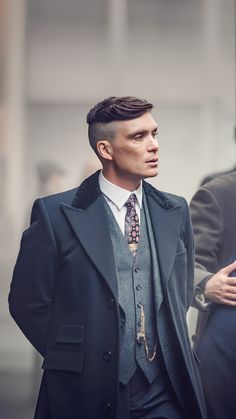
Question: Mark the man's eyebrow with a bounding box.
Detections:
[127,126,158,139]
[127,129,147,139]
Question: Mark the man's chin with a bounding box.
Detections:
[145,168,158,179]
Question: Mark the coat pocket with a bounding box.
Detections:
[56,322,84,344]
[42,349,84,373]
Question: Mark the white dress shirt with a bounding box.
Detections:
[99,171,142,235]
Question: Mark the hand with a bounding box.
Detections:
[204,261,236,305]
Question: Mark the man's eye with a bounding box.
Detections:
[152,131,158,138]
[134,135,143,141]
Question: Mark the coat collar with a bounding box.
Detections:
[72,171,101,210]
[71,170,176,211]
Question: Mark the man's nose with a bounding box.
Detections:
[147,137,159,152]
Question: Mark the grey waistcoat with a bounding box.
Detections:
[104,195,161,385]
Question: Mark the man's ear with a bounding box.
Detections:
[96,140,113,161]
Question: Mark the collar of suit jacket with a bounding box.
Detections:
[72,170,176,211]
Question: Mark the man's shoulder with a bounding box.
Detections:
[200,170,236,201]
[204,170,236,189]
[143,181,186,210]
[40,187,79,208]
[200,166,236,186]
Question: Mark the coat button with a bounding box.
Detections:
[102,401,111,412]
[103,351,112,361]
[136,285,141,291]
[106,297,114,308]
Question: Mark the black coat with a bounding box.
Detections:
[9,171,206,419]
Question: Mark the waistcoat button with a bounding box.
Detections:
[106,297,114,308]
[120,318,125,328]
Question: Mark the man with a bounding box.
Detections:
[190,171,236,419]
[9,96,206,419]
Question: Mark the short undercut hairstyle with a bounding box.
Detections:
[87,96,153,154]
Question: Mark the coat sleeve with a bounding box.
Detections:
[9,198,58,356]
[190,186,223,284]
[189,186,224,312]
[183,198,195,309]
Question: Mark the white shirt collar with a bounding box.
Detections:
[99,170,143,210]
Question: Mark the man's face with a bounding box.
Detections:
[106,112,159,188]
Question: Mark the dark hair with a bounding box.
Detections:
[87,96,153,154]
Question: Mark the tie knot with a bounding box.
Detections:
[126,193,137,208]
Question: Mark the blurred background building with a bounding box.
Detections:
[0,0,235,417]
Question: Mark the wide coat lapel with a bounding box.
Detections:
[143,182,182,291]
[60,172,183,299]
[61,172,118,299]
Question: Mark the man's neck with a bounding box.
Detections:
[101,170,141,192]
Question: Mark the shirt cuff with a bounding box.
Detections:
[194,274,214,311]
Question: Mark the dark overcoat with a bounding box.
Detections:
[9,171,206,419]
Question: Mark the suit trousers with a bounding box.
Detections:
[117,366,186,419]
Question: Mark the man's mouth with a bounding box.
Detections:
[146,158,158,163]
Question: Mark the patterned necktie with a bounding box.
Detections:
[124,194,140,257]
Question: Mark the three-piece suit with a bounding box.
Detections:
[9,171,206,419]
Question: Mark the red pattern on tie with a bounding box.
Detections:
[125,194,140,256]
